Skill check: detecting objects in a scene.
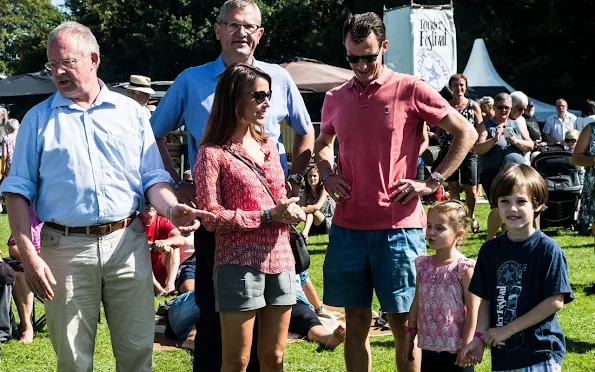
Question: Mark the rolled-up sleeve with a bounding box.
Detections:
[285,71,311,135]
[139,114,174,192]
[0,110,40,202]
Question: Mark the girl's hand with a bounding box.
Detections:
[458,338,484,366]
[402,340,415,363]
[483,326,514,347]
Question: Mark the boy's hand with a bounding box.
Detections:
[458,338,484,366]
[401,340,415,363]
[483,326,514,347]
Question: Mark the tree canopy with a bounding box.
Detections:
[1,0,593,106]
[0,0,65,74]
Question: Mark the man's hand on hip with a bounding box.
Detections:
[23,255,56,302]
[175,182,198,208]
[169,204,216,233]
[323,174,351,203]
[389,179,439,204]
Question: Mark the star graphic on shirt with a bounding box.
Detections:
[502,269,515,283]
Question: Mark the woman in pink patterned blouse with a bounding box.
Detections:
[403,201,480,371]
[1,118,19,179]
[194,63,305,371]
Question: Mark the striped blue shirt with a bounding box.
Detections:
[0,82,173,226]
[150,55,311,173]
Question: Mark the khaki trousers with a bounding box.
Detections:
[40,218,154,372]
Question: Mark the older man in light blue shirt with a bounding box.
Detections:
[0,22,211,372]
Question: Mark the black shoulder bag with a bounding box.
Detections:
[224,147,310,274]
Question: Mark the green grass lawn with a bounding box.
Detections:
[0,205,594,371]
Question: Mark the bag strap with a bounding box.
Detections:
[224,146,277,206]
[224,146,302,235]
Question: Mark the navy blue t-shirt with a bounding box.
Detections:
[469,230,574,371]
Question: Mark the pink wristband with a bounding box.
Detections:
[405,326,417,335]
[474,331,484,339]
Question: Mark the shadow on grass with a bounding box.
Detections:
[580,284,595,296]
[566,337,595,354]
[561,243,595,249]
[308,248,328,256]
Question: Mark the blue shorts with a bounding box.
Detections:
[175,256,196,292]
[323,226,426,313]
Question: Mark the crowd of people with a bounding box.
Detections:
[0,1,593,372]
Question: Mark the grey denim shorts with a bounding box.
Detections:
[214,264,296,312]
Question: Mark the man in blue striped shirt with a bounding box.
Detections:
[0,22,212,371]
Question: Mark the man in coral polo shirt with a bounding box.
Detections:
[314,13,478,372]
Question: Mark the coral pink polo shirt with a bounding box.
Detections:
[321,67,450,230]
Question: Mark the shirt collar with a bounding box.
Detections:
[213,54,260,78]
[50,79,115,110]
[347,65,391,90]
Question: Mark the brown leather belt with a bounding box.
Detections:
[45,215,136,235]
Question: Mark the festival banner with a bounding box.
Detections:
[384,3,457,91]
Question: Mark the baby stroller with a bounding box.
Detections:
[531,150,581,229]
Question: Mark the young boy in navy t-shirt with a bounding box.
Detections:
[460,164,573,371]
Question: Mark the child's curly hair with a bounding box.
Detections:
[428,199,470,233]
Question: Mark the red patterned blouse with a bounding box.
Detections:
[194,138,294,274]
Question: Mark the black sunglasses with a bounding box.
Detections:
[496,105,511,110]
[251,90,272,104]
[564,138,577,143]
[345,48,382,64]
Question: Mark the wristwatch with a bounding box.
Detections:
[430,171,444,183]
[286,173,304,185]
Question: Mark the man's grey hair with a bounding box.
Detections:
[47,21,100,56]
[6,118,19,133]
[511,91,528,108]
[494,92,511,104]
[217,0,261,24]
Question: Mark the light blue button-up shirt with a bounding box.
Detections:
[0,82,173,227]
[150,55,311,174]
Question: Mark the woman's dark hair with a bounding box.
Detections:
[304,165,323,197]
[581,99,595,117]
[201,63,270,146]
[343,12,385,45]
[448,73,468,89]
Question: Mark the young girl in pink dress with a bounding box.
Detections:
[403,200,480,371]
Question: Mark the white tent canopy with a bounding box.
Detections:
[463,38,571,122]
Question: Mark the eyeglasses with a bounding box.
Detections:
[496,105,511,111]
[516,106,526,112]
[345,47,382,64]
[564,138,577,143]
[44,57,82,71]
[220,21,261,34]
[251,90,272,104]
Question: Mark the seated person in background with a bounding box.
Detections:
[0,257,17,343]
[175,231,196,294]
[291,270,346,350]
[6,205,43,343]
[166,271,346,351]
[139,202,186,296]
[300,165,336,239]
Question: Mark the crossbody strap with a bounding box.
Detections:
[224,146,302,235]
[224,146,277,206]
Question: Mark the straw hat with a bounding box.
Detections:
[125,75,155,95]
